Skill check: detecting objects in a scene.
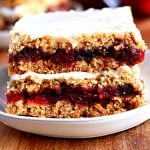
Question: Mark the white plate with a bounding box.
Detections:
[0,30,9,48]
[0,52,150,138]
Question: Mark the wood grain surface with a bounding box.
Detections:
[0,19,150,150]
[0,120,150,150]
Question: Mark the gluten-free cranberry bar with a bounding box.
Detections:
[6,7,147,118]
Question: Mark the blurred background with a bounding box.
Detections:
[0,0,150,65]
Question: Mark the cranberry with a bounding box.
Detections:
[7,84,140,107]
[9,48,41,62]
[50,51,74,66]
[117,46,145,65]
[27,95,49,105]
[6,92,24,104]
[9,45,145,66]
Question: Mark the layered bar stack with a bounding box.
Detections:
[6,7,147,118]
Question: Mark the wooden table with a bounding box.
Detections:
[0,19,150,150]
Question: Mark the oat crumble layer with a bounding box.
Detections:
[8,56,143,76]
[9,33,147,55]
[6,95,144,118]
[8,66,143,93]
[7,58,122,75]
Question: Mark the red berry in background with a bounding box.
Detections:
[122,0,150,17]
[138,0,150,15]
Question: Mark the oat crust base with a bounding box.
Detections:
[6,95,143,118]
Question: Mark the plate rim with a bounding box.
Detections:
[0,104,150,122]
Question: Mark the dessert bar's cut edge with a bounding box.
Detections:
[8,58,141,75]
[6,66,144,118]
[8,65,143,93]
[9,7,147,54]
[6,7,147,118]
[6,95,143,118]
[8,58,121,75]
[8,7,147,76]
[9,44,145,65]
[9,32,147,54]
[6,83,143,108]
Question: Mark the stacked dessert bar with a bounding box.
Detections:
[6,7,147,118]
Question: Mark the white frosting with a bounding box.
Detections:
[11,72,100,80]
[11,7,142,44]
[10,65,140,81]
[120,65,140,79]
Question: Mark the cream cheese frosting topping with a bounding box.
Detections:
[11,7,142,42]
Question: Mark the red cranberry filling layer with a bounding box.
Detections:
[9,45,145,66]
[7,83,140,107]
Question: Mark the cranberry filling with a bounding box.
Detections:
[7,83,140,107]
[9,49,74,67]
[50,51,74,66]
[9,45,145,66]
[75,46,145,65]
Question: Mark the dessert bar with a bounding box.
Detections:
[6,7,147,118]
